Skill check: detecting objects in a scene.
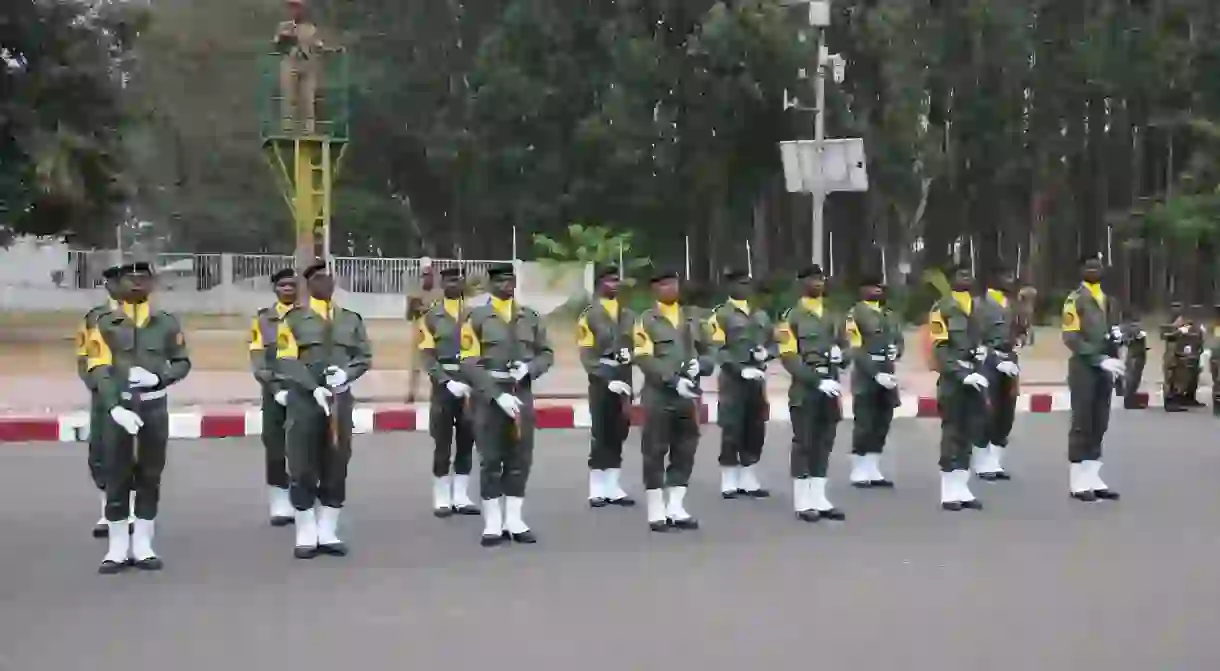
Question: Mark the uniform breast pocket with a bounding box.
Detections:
[948,315,970,334]
[651,336,676,359]
[293,321,325,348]
[109,325,136,352]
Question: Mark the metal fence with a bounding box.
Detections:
[63,251,507,294]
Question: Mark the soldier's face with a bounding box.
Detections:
[441,274,464,298]
[729,278,752,299]
[861,284,882,301]
[598,275,620,298]
[951,270,973,292]
[308,272,334,300]
[803,275,825,296]
[653,278,680,303]
[124,273,153,302]
[104,279,122,300]
[274,278,298,303]
[994,273,1015,292]
[287,1,303,19]
[491,275,515,299]
[1081,261,1103,283]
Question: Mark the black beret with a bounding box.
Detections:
[270,268,295,284]
[595,265,620,281]
[650,269,679,283]
[120,261,153,276]
[102,265,123,280]
[1079,253,1103,265]
[796,264,824,279]
[859,272,885,287]
[487,263,515,280]
[302,261,329,279]
[723,268,751,282]
[439,267,464,278]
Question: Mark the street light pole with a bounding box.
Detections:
[812,29,826,267]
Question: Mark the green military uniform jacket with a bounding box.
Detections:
[928,293,983,384]
[458,298,554,399]
[83,302,192,409]
[76,299,119,391]
[978,289,1020,363]
[274,299,373,392]
[632,303,715,397]
[249,303,294,395]
[1061,284,1118,367]
[846,301,903,389]
[707,299,775,376]
[418,297,467,385]
[776,297,844,407]
[576,298,636,383]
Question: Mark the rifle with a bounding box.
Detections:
[322,305,339,450]
[680,307,702,406]
[508,306,523,442]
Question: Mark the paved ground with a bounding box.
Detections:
[1,413,1218,670]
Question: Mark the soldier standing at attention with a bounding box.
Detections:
[846,274,902,488]
[1160,303,1195,413]
[405,258,441,403]
[275,262,373,559]
[1061,254,1124,502]
[776,265,847,522]
[972,266,1021,481]
[576,265,637,508]
[78,264,128,538]
[247,268,298,527]
[274,0,329,134]
[84,262,192,573]
[928,264,988,511]
[418,267,478,517]
[632,270,716,532]
[1116,311,1149,409]
[459,263,554,546]
[707,269,774,499]
[1184,306,1207,407]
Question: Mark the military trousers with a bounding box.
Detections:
[640,390,700,490]
[474,389,536,499]
[86,393,107,491]
[1211,361,1220,410]
[851,384,896,455]
[1067,359,1112,463]
[1122,348,1146,401]
[937,381,987,472]
[587,377,630,470]
[984,370,1018,448]
[789,396,840,479]
[260,391,289,489]
[717,374,768,468]
[286,389,354,510]
[101,397,170,521]
[430,381,474,478]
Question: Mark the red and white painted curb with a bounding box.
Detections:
[0,390,1158,443]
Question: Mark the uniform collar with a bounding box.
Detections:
[727,298,750,314]
[599,297,619,319]
[951,291,973,315]
[1082,282,1105,303]
[490,296,515,322]
[656,301,681,326]
[987,288,1008,308]
[308,296,333,320]
[121,301,151,327]
[275,301,293,318]
[862,300,881,311]
[442,297,463,319]
[799,296,824,315]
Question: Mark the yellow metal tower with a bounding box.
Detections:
[259,50,350,266]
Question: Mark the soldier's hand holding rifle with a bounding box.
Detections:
[963,372,990,391]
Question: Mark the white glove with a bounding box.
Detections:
[740,366,766,381]
[886,344,900,360]
[274,390,289,406]
[109,407,143,436]
[1100,357,1125,377]
[617,348,632,365]
[444,380,471,399]
[1183,345,1194,356]
[607,380,632,396]
[495,393,523,418]
[1137,330,1147,339]
[973,346,989,362]
[1110,326,1124,341]
[1202,350,1213,370]
[684,359,700,378]
[128,366,159,389]
[675,377,700,399]
[509,361,530,382]
[751,346,769,363]
[963,372,989,390]
[312,387,333,416]
[996,361,1020,377]
[324,366,348,389]
[829,345,843,364]
[874,372,898,390]
[817,379,841,397]
[1178,325,1191,335]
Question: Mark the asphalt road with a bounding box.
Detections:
[1,413,1218,671]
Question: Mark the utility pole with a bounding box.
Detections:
[811,26,827,267]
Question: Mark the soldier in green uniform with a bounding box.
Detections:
[274,261,373,559]
[776,265,847,522]
[576,265,637,508]
[247,268,298,527]
[973,266,1021,481]
[1161,304,1198,413]
[1116,312,1149,409]
[1205,305,1220,415]
[1061,254,1124,502]
[418,267,478,517]
[707,269,774,499]
[632,270,715,532]
[927,264,987,511]
[845,274,902,488]
[458,263,554,547]
[1184,305,1207,406]
[77,264,128,538]
[84,262,192,573]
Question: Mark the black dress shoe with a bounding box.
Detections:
[871,479,895,489]
[510,531,537,544]
[453,504,480,516]
[817,508,847,521]
[607,496,636,507]
[434,507,454,518]
[318,542,348,557]
[98,560,127,575]
[851,481,874,489]
[1093,489,1120,501]
[941,502,963,511]
[992,471,1012,481]
[669,517,700,530]
[92,524,108,538]
[960,499,984,510]
[481,534,505,547]
[721,490,739,499]
[294,545,319,559]
[588,497,607,508]
[741,489,771,499]
[133,556,164,571]
[649,521,671,532]
[796,510,821,523]
[1070,491,1097,502]
[978,472,998,482]
[270,515,294,527]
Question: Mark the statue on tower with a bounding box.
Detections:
[274,0,331,135]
